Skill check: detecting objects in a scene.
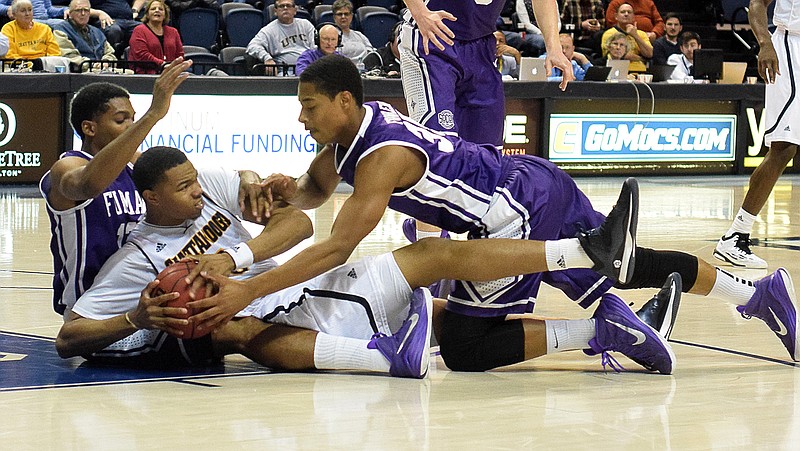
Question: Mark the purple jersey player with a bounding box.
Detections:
[39,60,193,316]
[398,0,572,147]
[192,55,800,372]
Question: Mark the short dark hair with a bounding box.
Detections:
[679,31,700,47]
[132,146,188,194]
[69,82,130,139]
[664,12,682,23]
[299,54,363,106]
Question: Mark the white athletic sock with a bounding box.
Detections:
[545,238,594,272]
[545,319,596,354]
[707,267,757,306]
[726,208,757,236]
[416,229,443,240]
[313,332,391,372]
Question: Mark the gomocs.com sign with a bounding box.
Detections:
[549,114,736,162]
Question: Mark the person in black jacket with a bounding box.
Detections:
[362,20,401,77]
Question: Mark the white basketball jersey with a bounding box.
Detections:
[773,0,800,33]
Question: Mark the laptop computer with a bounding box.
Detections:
[720,62,748,84]
[648,64,676,82]
[518,58,547,81]
[606,59,630,81]
[583,65,612,81]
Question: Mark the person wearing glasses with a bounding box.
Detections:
[0,0,67,29]
[331,0,373,66]
[52,0,117,72]
[246,0,314,75]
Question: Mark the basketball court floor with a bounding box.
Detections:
[2,175,799,449]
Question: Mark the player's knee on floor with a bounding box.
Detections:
[439,311,526,372]
[617,247,698,291]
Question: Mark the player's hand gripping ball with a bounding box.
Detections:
[154,261,208,339]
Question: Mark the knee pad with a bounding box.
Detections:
[618,247,698,291]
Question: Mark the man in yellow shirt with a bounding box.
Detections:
[601,2,652,72]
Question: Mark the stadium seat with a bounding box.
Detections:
[355,5,388,24]
[314,4,332,23]
[226,9,265,47]
[364,0,397,11]
[221,2,255,26]
[220,46,247,63]
[183,52,221,74]
[183,45,212,54]
[178,8,221,50]
[359,11,398,47]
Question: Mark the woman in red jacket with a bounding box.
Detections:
[129,0,184,74]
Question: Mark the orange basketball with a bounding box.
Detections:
[154,261,208,339]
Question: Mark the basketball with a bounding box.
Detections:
[153,261,208,339]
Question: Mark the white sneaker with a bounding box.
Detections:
[713,232,767,269]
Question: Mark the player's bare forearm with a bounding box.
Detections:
[532,0,561,49]
[749,0,774,46]
[248,205,313,263]
[55,314,140,358]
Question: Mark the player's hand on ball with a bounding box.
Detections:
[131,279,188,336]
[187,272,258,335]
[182,254,235,299]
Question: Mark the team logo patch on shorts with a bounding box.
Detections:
[437,110,455,129]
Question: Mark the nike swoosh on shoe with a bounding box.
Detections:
[397,313,420,354]
[607,319,647,345]
[769,307,788,336]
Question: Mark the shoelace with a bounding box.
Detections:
[600,352,626,373]
[735,234,754,254]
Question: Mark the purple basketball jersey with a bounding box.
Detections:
[39,151,144,315]
[335,102,612,316]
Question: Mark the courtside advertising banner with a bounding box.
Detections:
[548,114,737,163]
[73,95,317,178]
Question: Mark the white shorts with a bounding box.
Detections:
[241,253,413,339]
[765,28,800,147]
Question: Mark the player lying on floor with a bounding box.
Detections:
[192,55,799,368]
[56,146,681,377]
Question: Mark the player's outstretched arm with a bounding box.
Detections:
[402,0,456,54]
[55,280,186,358]
[51,58,192,205]
[238,169,267,222]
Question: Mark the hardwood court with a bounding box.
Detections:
[2,175,799,449]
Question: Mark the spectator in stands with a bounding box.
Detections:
[1,0,66,29]
[52,0,116,71]
[331,0,372,65]
[546,33,592,81]
[0,31,7,56]
[667,31,700,83]
[245,0,314,75]
[494,29,520,79]
[604,31,628,61]
[509,0,547,57]
[651,12,682,65]
[89,0,146,57]
[2,0,70,70]
[128,0,182,74]
[600,2,651,72]
[559,0,604,52]
[605,0,663,42]
[363,20,400,77]
[295,23,340,75]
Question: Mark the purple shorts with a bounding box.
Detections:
[447,155,613,317]
[399,29,505,147]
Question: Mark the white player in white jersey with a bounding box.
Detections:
[715,0,800,268]
[56,146,680,376]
